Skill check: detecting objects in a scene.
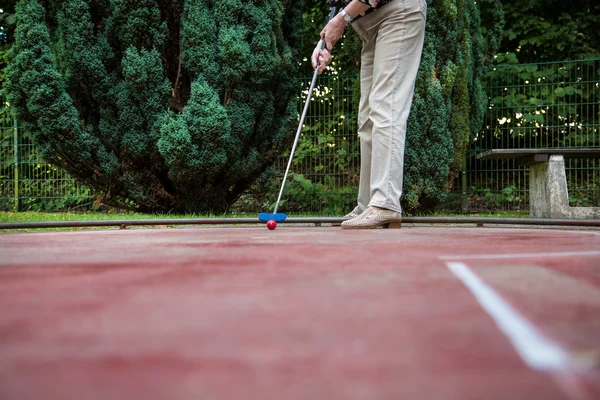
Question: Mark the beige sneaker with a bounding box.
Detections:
[341,206,402,229]
[344,206,363,219]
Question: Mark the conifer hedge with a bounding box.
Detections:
[6,0,501,214]
[6,0,304,213]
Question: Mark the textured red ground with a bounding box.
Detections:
[1,226,599,400]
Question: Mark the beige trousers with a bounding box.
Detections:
[351,0,426,213]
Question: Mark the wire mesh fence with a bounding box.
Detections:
[0,123,93,212]
[272,59,599,215]
[0,124,16,211]
[1,59,598,214]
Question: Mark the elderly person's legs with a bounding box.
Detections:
[343,0,426,228]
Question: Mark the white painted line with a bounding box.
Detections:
[446,262,570,371]
[440,250,600,261]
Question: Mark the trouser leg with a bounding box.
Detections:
[356,36,375,212]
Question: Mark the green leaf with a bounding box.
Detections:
[534,114,544,124]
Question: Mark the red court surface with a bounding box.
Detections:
[1,225,600,399]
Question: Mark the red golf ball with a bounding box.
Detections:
[267,220,277,230]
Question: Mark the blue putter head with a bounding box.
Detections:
[258,213,287,223]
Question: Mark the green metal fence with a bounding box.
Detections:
[0,121,92,212]
[1,59,598,214]
[280,59,600,215]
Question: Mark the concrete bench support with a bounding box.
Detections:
[530,155,600,219]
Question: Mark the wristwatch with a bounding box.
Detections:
[340,9,353,24]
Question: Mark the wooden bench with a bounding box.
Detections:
[476,148,600,219]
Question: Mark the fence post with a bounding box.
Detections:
[13,116,19,212]
[461,154,468,213]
